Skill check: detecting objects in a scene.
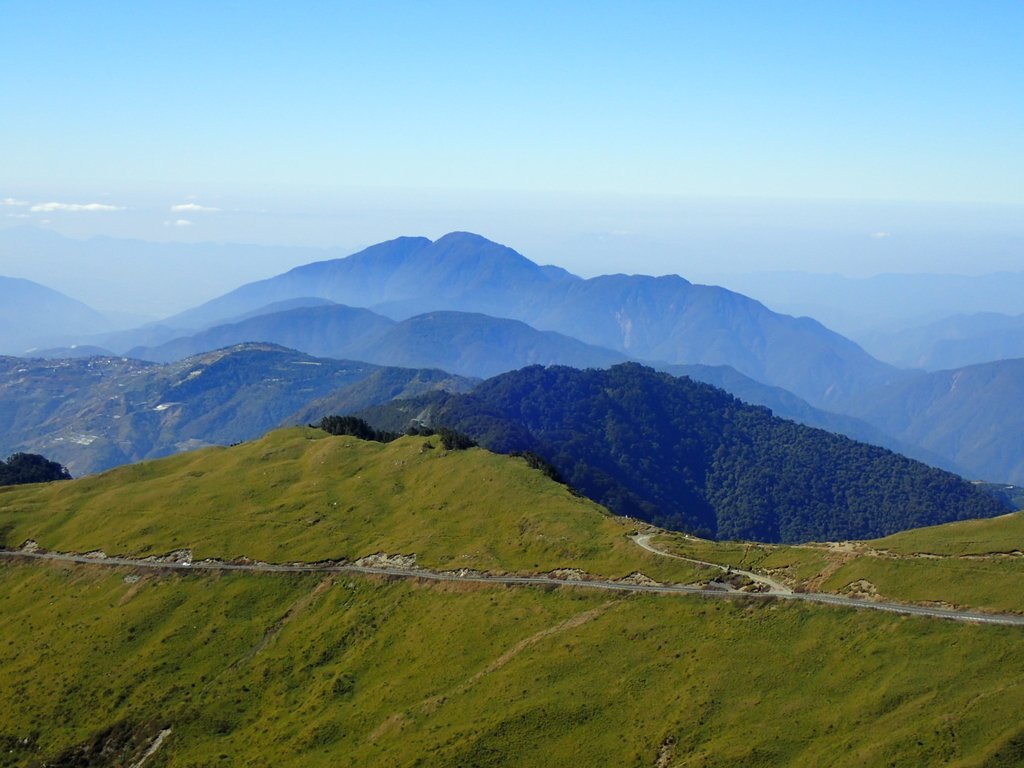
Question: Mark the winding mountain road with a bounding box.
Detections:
[2,546,1022,627]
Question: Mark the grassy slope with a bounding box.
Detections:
[812,514,1024,613]
[3,561,1024,768]
[652,511,1024,614]
[0,428,701,584]
[872,512,1024,556]
[3,429,1024,765]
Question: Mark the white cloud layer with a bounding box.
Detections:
[29,201,126,212]
[170,203,220,212]
[1,197,30,207]
[174,219,192,227]
[870,231,892,239]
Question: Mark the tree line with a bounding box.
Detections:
[316,415,477,452]
[0,453,71,486]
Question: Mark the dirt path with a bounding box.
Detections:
[630,533,793,594]
[411,600,620,722]
[463,601,618,688]
[127,728,171,768]
[239,576,335,663]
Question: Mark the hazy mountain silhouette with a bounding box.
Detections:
[0,276,111,354]
[132,305,626,378]
[0,225,342,318]
[860,312,1024,370]
[850,358,1024,484]
[714,270,1024,338]
[342,311,627,378]
[131,305,395,363]
[161,232,904,408]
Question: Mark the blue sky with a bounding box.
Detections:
[2,1,1022,279]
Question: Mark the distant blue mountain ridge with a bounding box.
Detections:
[161,231,905,411]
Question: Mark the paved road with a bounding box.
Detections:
[3,547,1023,627]
[629,533,1024,626]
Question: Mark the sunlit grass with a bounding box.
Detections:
[2,561,1024,767]
[0,428,701,583]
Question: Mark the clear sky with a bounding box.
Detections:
[2,1,1022,281]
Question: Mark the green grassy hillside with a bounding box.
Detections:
[871,512,1024,555]
[3,428,1024,766]
[3,561,1024,767]
[0,428,700,584]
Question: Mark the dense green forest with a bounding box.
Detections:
[364,364,1006,543]
[317,414,399,443]
[0,453,71,486]
[974,482,1024,511]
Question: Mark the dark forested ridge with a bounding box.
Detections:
[362,364,1006,543]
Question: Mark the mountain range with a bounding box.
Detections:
[0,225,331,318]
[160,232,905,410]
[3,229,1023,764]
[0,344,473,476]
[146,230,1022,484]
[713,269,1024,339]
[849,358,1024,485]
[129,304,627,378]
[4,230,1022,487]
[859,311,1024,370]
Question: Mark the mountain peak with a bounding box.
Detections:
[432,231,497,246]
[426,231,537,267]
